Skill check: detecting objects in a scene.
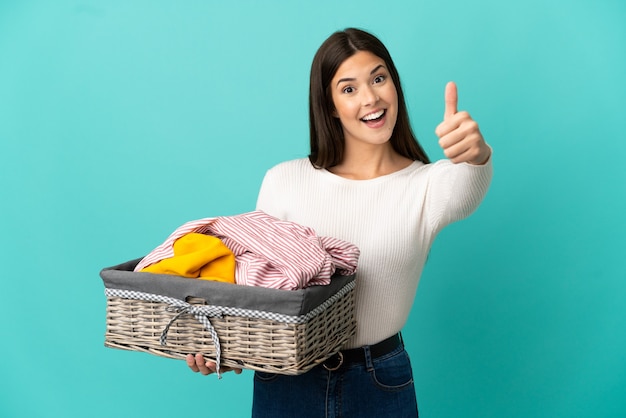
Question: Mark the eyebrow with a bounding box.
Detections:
[335,64,386,86]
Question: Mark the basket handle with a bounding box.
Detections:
[161,303,224,378]
[185,296,207,305]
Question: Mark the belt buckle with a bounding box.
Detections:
[323,351,344,371]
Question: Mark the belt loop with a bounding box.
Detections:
[363,345,374,372]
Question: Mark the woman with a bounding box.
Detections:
[187,28,492,417]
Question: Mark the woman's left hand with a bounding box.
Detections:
[435,81,491,165]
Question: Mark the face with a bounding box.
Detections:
[330,51,398,149]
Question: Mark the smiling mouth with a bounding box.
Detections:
[361,110,385,122]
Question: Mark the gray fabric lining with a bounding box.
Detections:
[100,258,355,316]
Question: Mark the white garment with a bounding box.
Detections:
[256,157,493,348]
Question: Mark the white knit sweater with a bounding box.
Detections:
[256,157,493,348]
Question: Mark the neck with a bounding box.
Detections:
[329,143,413,180]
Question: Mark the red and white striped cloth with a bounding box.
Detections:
[135,211,360,290]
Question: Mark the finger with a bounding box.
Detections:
[444,81,458,119]
[438,128,464,151]
[204,361,243,374]
[195,353,212,375]
[221,366,243,374]
[442,138,472,162]
[205,360,218,373]
[436,111,473,140]
[449,146,482,164]
[442,132,485,163]
[186,354,199,372]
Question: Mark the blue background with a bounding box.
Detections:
[1,1,624,417]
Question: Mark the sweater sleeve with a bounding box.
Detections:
[426,151,493,233]
[255,165,287,220]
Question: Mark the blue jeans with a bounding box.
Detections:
[252,344,418,417]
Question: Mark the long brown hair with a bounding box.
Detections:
[308,28,430,168]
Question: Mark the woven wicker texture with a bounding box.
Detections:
[104,287,356,375]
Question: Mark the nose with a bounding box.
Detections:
[362,86,379,106]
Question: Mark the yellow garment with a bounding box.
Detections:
[141,233,236,283]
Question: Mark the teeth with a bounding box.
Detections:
[361,110,384,121]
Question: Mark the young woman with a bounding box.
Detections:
[187,28,492,417]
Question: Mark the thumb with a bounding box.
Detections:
[444,81,458,119]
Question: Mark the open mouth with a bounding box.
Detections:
[361,109,386,122]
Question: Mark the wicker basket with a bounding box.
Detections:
[101,259,357,375]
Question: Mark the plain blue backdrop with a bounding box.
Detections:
[1,1,624,417]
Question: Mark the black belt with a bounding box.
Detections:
[323,333,402,371]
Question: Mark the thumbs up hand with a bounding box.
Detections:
[435,82,491,165]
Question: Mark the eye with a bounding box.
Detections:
[373,75,386,84]
[342,86,355,94]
